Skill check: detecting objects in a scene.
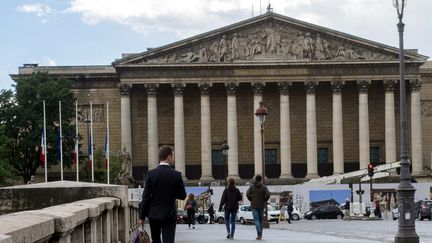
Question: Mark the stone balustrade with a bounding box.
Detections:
[0,197,123,243]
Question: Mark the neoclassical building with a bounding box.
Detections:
[13,12,432,183]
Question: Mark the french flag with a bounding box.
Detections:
[39,128,45,166]
[104,128,108,168]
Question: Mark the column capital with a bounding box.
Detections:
[118,83,132,96]
[225,82,238,95]
[409,79,421,92]
[252,82,265,95]
[384,80,397,92]
[172,83,185,96]
[145,84,158,96]
[357,80,370,93]
[278,82,291,95]
[331,81,344,94]
[199,83,211,95]
[305,81,318,94]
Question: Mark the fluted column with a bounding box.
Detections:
[146,84,159,170]
[119,83,133,164]
[358,80,370,169]
[384,80,397,163]
[226,82,240,179]
[279,82,293,178]
[253,82,265,177]
[410,79,423,175]
[200,83,213,180]
[173,83,186,179]
[305,81,318,179]
[332,81,344,174]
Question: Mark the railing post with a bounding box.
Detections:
[112,199,121,242]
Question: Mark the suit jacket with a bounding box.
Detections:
[139,164,187,222]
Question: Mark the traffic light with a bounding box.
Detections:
[368,163,374,177]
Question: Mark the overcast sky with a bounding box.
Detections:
[1,0,431,90]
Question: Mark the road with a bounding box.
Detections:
[169,217,432,243]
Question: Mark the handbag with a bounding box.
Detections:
[132,223,150,243]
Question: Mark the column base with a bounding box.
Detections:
[279,174,294,179]
[411,171,424,177]
[305,174,320,179]
[227,175,240,180]
[199,176,215,181]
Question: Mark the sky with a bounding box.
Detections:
[1,0,431,91]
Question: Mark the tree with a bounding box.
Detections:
[3,72,76,183]
[0,90,18,186]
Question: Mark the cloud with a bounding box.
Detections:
[16,3,54,23]
[43,58,57,66]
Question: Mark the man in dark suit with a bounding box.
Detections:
[139,145,187,243]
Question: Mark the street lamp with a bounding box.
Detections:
[221,139,229,188]
[255,101,269,229]
[393,0,419,242]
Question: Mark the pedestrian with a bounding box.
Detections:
[139,145,187,243]
[279,203,286,222]
[287,199,294,224]
[374,198,382,218]
[184,193,197,229]
[219,178,242,239]
[246,175,270,240]
[344,198,351,220]
[207,203,215,224]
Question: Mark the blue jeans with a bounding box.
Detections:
[224,210,237,237]
[252,208,264,237]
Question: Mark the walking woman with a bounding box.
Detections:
[184,193,197,229]
[219,178,242,239]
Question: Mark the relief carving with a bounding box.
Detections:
[421,101,432,118]
[78,104,104,123]
[143,21,395,64]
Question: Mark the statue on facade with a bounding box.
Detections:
[116,145,135,187]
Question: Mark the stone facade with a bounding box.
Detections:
[12,12,431,183]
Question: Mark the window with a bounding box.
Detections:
[370,147,380,163]
[211,149,224,165]
[318,148,329,164]
[265,149,277,164]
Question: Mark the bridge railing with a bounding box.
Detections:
[0,197,123,243]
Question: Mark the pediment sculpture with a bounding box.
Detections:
[143,21,396,64]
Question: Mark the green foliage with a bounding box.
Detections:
[0,124,18,186]
[79,149,121,184]
[1,72,76,183]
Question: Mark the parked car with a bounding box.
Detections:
[392,200,432,221]
[215,210,225,224]
[176,208,210,224]
[304,205,344,220]
[281,205,304,221]
[237,205,280,224]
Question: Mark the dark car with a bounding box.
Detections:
[416,200,432,220]
[304,205,344,220]
[392,200,432,221]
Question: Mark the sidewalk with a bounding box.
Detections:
[173,224,382,243]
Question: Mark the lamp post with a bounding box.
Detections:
[393,0,419,242]
[255,101,269,229]
[221,139,229,188]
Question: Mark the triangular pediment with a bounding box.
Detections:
[114,12,427,65]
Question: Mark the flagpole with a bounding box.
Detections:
[107,101,110,184]
[59,101,63,181]
[75,101,79,182]
[43,100,47,183]
[90,100,94,182]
